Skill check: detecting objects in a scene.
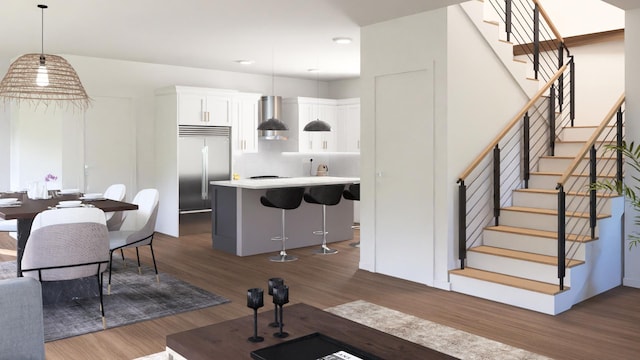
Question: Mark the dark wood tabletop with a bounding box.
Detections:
[0,192,138,220]
[166,303,457,360]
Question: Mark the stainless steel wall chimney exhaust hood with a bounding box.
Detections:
[258,95,288,140]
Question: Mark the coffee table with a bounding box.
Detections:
[166,303,457,359]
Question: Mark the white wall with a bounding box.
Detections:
[443,4,531,286]
[0,54,339,196]
[570,39,625,124]
[328,78,361,99]
[359,3,528,288]
[360,8,448,282]
[623,8,640,288]
[539,0,624,37]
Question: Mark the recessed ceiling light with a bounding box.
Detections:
[332,37,352,44]
[307,68,320,73]
[235,60,254,65]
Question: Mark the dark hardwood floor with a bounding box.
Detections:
[1,227,639,360]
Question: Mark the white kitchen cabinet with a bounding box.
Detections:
[232,93,260,153]
[176,87,235,126]
[283,97,339,153]
[337,98,360,153]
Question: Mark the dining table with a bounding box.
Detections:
[0,191,138,277]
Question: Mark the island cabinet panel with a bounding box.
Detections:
[211,185,237,254]
[210,177,358,256]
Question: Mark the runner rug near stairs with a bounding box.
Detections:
[0,261,229,342]
[135,300,551,360]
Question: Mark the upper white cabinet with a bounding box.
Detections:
[337,98,360,153]
[232,93,261,153]
[283,97,343,153]
[171,86,235,126]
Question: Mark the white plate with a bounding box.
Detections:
[59,189,81,195]
[0,198,19,204]
[82,193,103,199]
[57,200,82,208]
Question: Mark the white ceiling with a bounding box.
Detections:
[1,0,462,81]
[602,0,640,10]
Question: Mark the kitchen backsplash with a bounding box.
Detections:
[232,140,359,179]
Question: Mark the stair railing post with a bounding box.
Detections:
[505,0,512,42]
[558,43,564,112]
[533,3,540,80]
[458,180,467,269]
[493,145,501,226]
[523,112,531,189]
[617,106,624,184]
[570,57,575,126]
[589,146,597,239]
[549,84,556,156]
[557,185,566,290]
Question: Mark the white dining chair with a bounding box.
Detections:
[103,184,126,231]
[107,188,159,294]
[21,207,110,329]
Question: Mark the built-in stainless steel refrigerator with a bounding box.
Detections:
[178,125,231,213]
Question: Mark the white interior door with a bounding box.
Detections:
[84,96,136,199]
[374,69,435,285]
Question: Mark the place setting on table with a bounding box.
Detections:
[0,187,139,277]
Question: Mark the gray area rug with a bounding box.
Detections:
[0,261,229,342]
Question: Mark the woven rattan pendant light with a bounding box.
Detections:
[0,4,90,110]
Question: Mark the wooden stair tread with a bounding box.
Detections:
[449,268,566,295]
[530,171,615,178]
[503,206,610,219]
[485,225,596,242]
[540,155,616,160]
[469,245,584,267]
[514,188,618,198]
[484,20,499,26]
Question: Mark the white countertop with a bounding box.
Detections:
[210,176,360,189]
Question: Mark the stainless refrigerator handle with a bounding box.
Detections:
[202,145,208,200]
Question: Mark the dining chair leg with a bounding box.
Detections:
[107,250,114,295]
[98,272,106,329]
[149,241,159,283]
[136,247,142,275]
[120,249,126,267]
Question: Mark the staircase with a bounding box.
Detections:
[449,0,625,315]
[450,125,624,315]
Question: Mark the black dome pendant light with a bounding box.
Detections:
[303,68,331,132]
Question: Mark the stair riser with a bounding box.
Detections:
[500,210,595,237]
[483,229,586,260]
[538,157,617,175]
[554,142,614,157]
[559,127,615,142]
[512,191,612,213]
[449,273,572,315]
[528,174,612,190]
[466,251,572,285]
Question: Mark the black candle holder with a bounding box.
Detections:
[268,277,284,328]
[246,288,264,342]
[272,284,289,338]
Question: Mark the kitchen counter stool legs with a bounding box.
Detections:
[260,188,306,262]
[343,183,360,248]
[304,184,345,255]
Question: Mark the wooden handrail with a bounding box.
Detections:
[458,63,568,182]
[556,93,626,188]
[532,0,565,44]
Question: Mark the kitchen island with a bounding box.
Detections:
[210,176,359,256]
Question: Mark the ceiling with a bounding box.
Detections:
[602,0,640,10]
[1,0,462,81]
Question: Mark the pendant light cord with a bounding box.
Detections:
[38,4,48,63]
